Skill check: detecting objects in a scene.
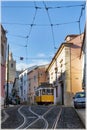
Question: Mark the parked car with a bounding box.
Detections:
[73,92,85,109]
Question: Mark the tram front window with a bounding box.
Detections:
[46,89,54,95]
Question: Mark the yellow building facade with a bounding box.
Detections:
[47,34,83,106]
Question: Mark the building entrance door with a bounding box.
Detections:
[61,82,64,105]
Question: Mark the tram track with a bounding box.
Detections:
[1,106,24,129]
[16,105,38,129]
[16,105,62,129]
[2,105,85,129]
[1,110,9,123]
[15,105,54,129]
[52,107,62,129]
[43,106,61,128]
[16,106,26,129]
[26,106,54,129]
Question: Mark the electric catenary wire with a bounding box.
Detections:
[1,4,84,9]
[2,21,78,26]
[78,3,85,38]
[25,1,38,63]
[2,2,85,69]
[43,1,56,52]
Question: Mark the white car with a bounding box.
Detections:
[73,92,85,109]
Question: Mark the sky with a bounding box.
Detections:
[1,1,86,70]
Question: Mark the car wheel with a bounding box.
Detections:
[74,105,78,109]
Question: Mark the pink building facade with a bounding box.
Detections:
[28,65,48,104]
[0,25,7,106]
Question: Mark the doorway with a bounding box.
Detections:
[61,82,64,105]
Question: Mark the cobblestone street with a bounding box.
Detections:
[1,105,85,129]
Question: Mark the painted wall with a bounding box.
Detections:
[67,34,83,94]
[19,69,28,102]
[0,25,7,106]
[64,34,83,106]
[47,46,66,105]
[28,65,48,104]
[47,34,83,106]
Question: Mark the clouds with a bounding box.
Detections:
[37,53,46,58]
[16,59,49,71]
[16,52,53,70]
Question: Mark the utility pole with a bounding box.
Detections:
[6,44,9,106]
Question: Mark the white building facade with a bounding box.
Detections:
[18,69,29,103]
[47,43,66,105]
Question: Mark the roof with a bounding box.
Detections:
[46,42,72,72]
[28,64,48,74]
[1,24,6,34]
[65,34,79,40]
[36,83,53,90]
[46,33,83,72]
[19,65,38,75]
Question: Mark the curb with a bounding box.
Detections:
[75,109,86,127]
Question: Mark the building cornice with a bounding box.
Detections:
[46,42,73,72]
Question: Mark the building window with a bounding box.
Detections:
[20,86,23,96]
[60,59,63,63]
[24,90,25,94]
[34,75,36,82]
[24,80,26,85]
[40,73,43,76]
[20,77,23,82]
[47,77,49,80]
[51,72,53,75]
[34,86,36,90]
[29,83,31,87]
[1,44,4,57]
[51,77,53,79]
[11,63,13,68]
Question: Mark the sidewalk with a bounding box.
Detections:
[75,108,86,127]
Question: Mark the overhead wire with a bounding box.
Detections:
[27,5,38,39]
[11,43,28,47]
[7,34,28,39]
[43,1,56,51]
[2,20,78,26]
[78,3,85,38]
[1,4,84,9]
[3,2,85,69]
[46,4,85,9]
[13,54,52,60]
[26,1,38,63]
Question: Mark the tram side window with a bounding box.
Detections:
[51,89,54,95]
[47,89,50,95]
[42,89,45,95]
[35,91,39,96]
[39,90,42,96]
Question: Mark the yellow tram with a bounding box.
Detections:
[35,83,54,105]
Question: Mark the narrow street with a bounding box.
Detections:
[1,105,85,129]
